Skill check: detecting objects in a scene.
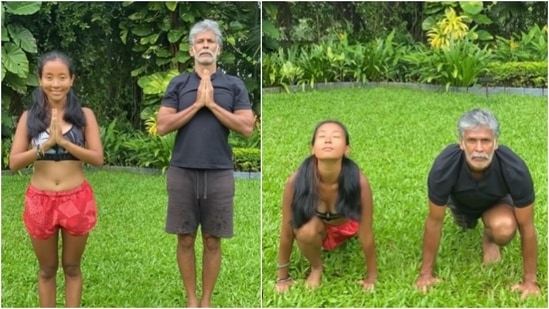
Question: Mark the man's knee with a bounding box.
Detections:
[485,215,517,244]
[203,234,221,252]
[178,233,196,251]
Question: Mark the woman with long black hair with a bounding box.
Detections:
[274,120,377,292]
[9,51,103,307]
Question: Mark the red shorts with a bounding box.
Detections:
[322,220,359,250]
[24,181,98,240]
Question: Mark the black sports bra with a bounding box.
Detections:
[32,126,85,161]
[315,210,344,221]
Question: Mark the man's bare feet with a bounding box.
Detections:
[482,232,501,265]
[306,265,323,289]
[187,298,199,308]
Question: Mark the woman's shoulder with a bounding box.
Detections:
[286,171,298,185]
[358,170,370,188]
[81,107,98,119]
[16,110,30,126]
[81,107,95,114]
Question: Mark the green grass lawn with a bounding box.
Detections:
[1,170,260,308]
[261,87,548,308]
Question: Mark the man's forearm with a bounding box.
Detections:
[207,104,254,137]
[157,104,202,136]
[519,225,538,283]
[419,218,443,274]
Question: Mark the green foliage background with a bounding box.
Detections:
[2,1,260,133]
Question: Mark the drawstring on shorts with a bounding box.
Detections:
[194,170,208,200]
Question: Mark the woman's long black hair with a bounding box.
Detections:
[291,120,362,229]
[27,51,86,139]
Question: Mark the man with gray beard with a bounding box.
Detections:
[157,19,255,307]
[415,109,540,299]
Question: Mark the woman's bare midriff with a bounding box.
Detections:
[31,161,86,191]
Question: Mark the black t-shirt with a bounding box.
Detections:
[161,70,252,169]
[428,144,535,213]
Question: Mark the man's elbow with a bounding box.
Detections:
[241,123,255,138]
[425,215,444,230]
[157,123,168,136]
[242,129,253,138]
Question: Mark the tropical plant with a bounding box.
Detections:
[296,43,332,87]
[1,2,41,137]
[264,30,412,87]
[492,24,548,62]
[268,46,305,92]
[485,1,547,39]
[404,38,492,90]
[137,69,180,122]
[423,1,493,48]
[427,7,471,49]
[122,133,175,172]
[99,118,137,166]
[350,29,409,82]
[2,136,13,170]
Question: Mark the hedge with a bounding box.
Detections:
[485,61,547,88]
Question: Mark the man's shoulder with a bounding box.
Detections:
[216,71,243,83]
[434,143,462,163]
[495,144,529,170]
[169,71,194,84]
[226,74,242,81]
[495,144,521,157]
[429,143,463,176]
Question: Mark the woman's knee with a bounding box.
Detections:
[294,218,324,243]
[39,264,59,279]
[62,263,82,277]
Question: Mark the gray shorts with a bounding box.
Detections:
[448,194,514,229]
[165,166,235,238]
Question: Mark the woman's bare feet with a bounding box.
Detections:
[200,298,211,308]
[306,265,323,288]
[482,232,501,265]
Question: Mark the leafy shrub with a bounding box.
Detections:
[403,39,492,89]
[492,24,548,62]
[233,147,260,172]
[122,132,176,173]
[99,118,138,166]
[297,43,336,87]
[485,61,547,88]
[228,114,261,149]
[263,30,412,88]
[349,30,411,82]
[2,136,13,170]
